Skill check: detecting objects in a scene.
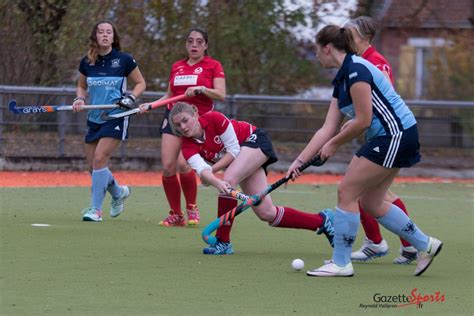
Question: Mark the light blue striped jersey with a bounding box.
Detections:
[331,54,416,140]
[79,48,137,124]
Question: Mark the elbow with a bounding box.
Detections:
[214,90,226,101]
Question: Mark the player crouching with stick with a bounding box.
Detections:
[169,101,334,255]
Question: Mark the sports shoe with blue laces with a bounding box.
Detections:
[203,240,234,255]
[393,246,417,264]
[317,209,335,247]
[110,186,130,218]
[351,238,389,261]
[82,207,102,222]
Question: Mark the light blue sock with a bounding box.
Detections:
[332,207,360,266]
[91,167,109,210]
[377,204,429,251]
[106,169,122,199]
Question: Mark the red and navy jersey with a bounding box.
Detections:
[181,111,255,164]
[168,56,225,115]
[362,46,394,84]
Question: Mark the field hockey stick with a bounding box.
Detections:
[202,154,326,244]
[8,100,118,114]
[100,94,187,121]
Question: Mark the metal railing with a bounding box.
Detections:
[1,85,473,165]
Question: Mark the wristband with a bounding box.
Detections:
[73,96,86,102]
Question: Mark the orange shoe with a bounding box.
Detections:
[186,204,200,226]
[159,211,186,227]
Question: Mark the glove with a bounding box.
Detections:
[117,94,136,110]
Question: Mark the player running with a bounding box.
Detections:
[344,16,417,264]
[287,25,442,277]
[72,21,146,222]
[169,101,335,255]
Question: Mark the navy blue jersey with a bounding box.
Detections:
[332,54,416,140]
[79,48,137,123]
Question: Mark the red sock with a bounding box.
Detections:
[271,206,323,231]
[360,204,383,244]
[162,175,182,216]
[215,195,237,243]
[393,198,412,247]
[179,170,197,210]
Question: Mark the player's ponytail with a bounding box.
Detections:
[316,25,356,54]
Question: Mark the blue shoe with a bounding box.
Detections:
[317,209,334,247]
[203,241,234,255]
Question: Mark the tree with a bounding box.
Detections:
[1,0,325,95]
[0,0,113,86]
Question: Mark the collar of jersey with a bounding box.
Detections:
[332,53,353,85]
[98,48,118,60]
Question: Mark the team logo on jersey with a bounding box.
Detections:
[245,133,257,143]
[349,72,358,79]
[194,67,203,74]
[214,136,222,144]
[372,146,380,153]
[111,59,121,68]
[162,118,168,129]
[114,125,121,131]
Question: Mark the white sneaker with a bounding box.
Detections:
[110,186,130,218]
[351,238,389,261]
[393,246,417,264]
[307,262,354,277]
[414,237,442,276]
[82,207,102,222]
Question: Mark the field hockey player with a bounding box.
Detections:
[169,101,335,255]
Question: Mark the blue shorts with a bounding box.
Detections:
[241,128,278,172]
[85,118,129,143]
[160,110,175,135]
[356,124,421,168]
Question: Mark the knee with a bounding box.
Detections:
[252,201,275,223]
[177,162,192,174]
[162,161,177,176]
[92,154,109,169]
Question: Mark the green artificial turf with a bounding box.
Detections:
[1,183,473,315]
